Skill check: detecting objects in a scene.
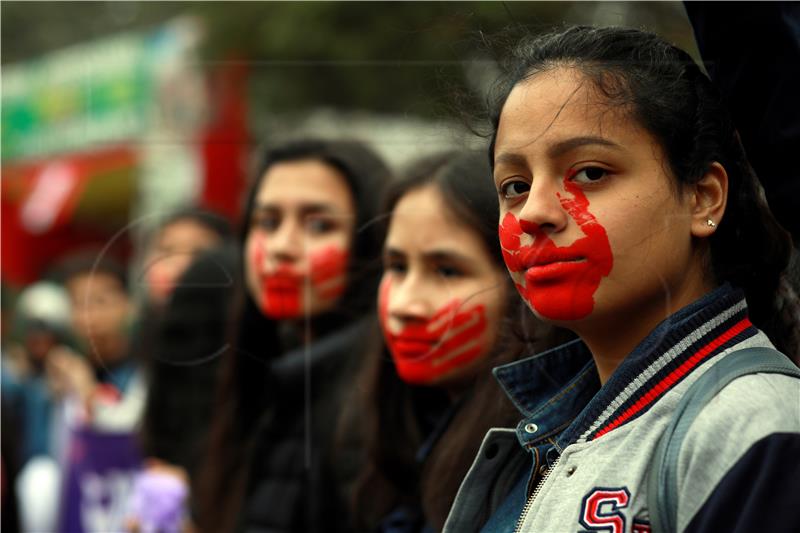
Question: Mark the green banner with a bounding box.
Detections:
[2,32,153,161]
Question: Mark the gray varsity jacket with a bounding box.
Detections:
[444,285,800,533]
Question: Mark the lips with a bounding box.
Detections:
[391,337,436,359]
[263,275,301,291]
[519,245,586,269]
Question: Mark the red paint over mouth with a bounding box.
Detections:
[261,267,302,319]
[264,274,301,290]
[378,278,488,384]
[498,175,613,321]
[518,243,587,269]
[391,338,436,357]
[250,236,349,319]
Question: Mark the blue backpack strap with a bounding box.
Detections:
[647,347,800,533]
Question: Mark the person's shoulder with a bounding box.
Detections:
[676,367,800,532]
[692,370,799,436]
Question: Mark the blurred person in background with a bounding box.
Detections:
[2,282,73,533]
[2,282,72,461]
[343,151,567,532]
[44,252,144,533]
[48,252,141,428]
[138,207,233,311]
[129,216,234,533]
[195,138,390,533]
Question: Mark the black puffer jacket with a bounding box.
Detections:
[239,317,374,533]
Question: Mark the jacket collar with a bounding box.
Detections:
[494,284,759,450]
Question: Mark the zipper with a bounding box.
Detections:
[513,454,561,533]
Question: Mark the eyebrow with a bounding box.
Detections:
[494,135,623,169]
[547,136,623,158]
[383,247,473,265]
[252,202,339,216]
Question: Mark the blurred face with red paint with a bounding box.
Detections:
[494,67,709,336]
[143,219,223,306]
[245,159,355,320]
[380,184,508,391]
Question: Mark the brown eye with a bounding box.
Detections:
[500,180,530,199]
[251,214,279,231]
[383,258,407,275]
[306,217,336,234]
[571,167,608,184]
[436,265,463,279]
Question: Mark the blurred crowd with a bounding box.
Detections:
[1,206,233,532]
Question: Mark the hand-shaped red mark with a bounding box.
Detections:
[498,175,612,321]
[379,277,488,384]
[252,238,348,319]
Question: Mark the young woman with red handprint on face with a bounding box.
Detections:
[442,27,800,533]
[343,151,563,533]
[196,139,390,533]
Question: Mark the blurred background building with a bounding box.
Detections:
[1,0,698,290]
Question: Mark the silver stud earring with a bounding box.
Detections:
[707,219,716,228]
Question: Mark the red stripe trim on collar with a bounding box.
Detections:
[592,317,753,440]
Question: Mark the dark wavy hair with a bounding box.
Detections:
[486,25,797,358]
[194,138,389,532]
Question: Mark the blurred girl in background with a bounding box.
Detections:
[196,138,390,533]
[138,207,232,310]
[128,208,233,533]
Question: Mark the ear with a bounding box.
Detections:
[689,162,728,238]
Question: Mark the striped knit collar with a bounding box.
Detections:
[495,284,759,449]
[558,284,758,446]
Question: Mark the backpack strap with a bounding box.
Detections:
[647,347,800,533]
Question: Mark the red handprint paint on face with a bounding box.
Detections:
[378,277,488,385]
[251,237,349,319]
[499,174,613,321]
[252,236,301,319]
[310,246,348,301]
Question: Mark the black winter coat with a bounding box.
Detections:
[238,318,373,533]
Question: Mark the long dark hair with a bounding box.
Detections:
[139,245,237,476]
[132,207,232,365]
[195,138,390,532]
[486,25,797,358]
[345,151,563,530]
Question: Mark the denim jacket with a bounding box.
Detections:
[444,285,800,533]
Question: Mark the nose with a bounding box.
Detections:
[386,273,432,326]
[517,177,569,236]
[267,218,302,264]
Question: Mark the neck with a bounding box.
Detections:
[577,274,714,385]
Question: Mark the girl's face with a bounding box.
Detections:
[245,159,355,320]
[493,67,709,332]
[143,219,222,306]
[379,185,508,390]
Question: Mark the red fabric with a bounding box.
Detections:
[1,146,136,286]
[199,61,249,222]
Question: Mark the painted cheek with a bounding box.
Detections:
[498,212,524,272]
[384,298,489,385]
[309,245,349,301]
[145,263,174,303]
[377,276,392,334]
